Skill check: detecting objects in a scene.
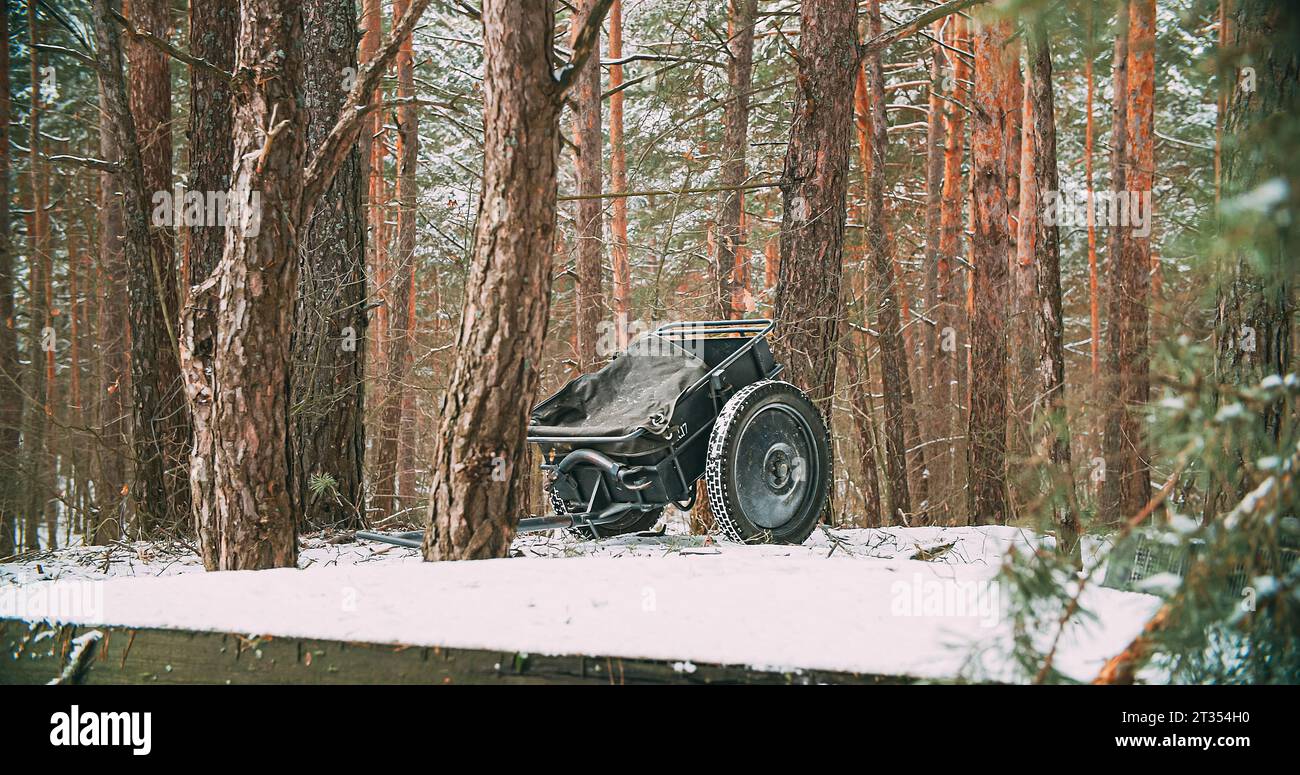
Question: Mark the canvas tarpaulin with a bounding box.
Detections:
[530,343,708,439]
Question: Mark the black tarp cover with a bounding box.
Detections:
[530,339,709,439]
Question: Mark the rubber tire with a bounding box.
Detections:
[552,490,664,539]
[705,380,831,544]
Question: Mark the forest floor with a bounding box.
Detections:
[0,524,1160,682]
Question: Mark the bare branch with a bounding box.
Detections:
[45,153,120,173]
[559,180,779,201]
[601,53,720,68]
[111,8,233,82]
[446,0,481,20]
[859,0,985,59]
[35,43,94,66]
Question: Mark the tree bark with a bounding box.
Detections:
[0,5,16,556]
[362,0,386,380]
[293,0,368,531]
[967,9,1014,525]
[23,2,51,550]
[843,342,883,528]
[920,20,948,519]
[774,0,856,416]
[1102,0,1154,523]
[1085,3,1100,385]
[93,79,131,547]
[935,15,969,524]
[185,0,237,562]
[422,0,613,562]
[713,0,758,321]
[1009,44,1037,511]
[394,0,420,511]
[609,0,631,345]
[1020,15,1079,552]
[372,0,419,519]
[1100,2,1130,524]
[1214,0,1295,495]
[572,0,605,372]
[125,0,191,535]
[66,224,84,548]
[861,0,910,523]
[184,1,236,291]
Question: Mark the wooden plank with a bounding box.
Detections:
[0,619,919,685]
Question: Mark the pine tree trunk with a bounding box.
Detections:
[1021,16,1079,551]
[967,10,1014,525]
[1004,32,1024,497]
[362,0,385,384]
[861,0,910,523]
[0,5,17,557]
[93,80,130,546]
[1009,45,1037,514]
[1214,0,1295,497]
[24,2,50,550]
[572,0,605,372]
[774,0,855,414]
[172,0,306,569]
[422,0,611,562]
[394,0,419,512]
[714,0,757,321]
[66,225,84,549]
[1122,0,1155,508]
[843,343,883,527]
[1085,4,1100,386]
[293,0,368,531]
[689,479,714,534]
[920,21,948,520]
[609,0,632,345]
[1100,2,1130,524]
[186,0,236,562]
[1102,0,1154,523]
[125,0,191,535]
[935,15,969,525]
[392,15,418,509]
[372,0,419,520]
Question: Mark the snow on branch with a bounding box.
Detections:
[859,0,985,59]
[555,0,617,94]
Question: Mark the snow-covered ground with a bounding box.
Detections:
[0,525,1156,683]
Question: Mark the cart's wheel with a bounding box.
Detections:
[551,490,663,539]
[705,380,831,544]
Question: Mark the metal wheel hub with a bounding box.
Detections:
[734,403,813,529]
[763,442,797,493]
